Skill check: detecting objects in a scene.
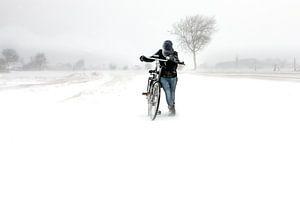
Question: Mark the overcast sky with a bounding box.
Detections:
[1,0,300,67]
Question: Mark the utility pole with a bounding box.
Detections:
[235,55,239,68]
[294,57,297,72]
[273,64,277,72]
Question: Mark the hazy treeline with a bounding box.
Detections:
[0,48,87,72]
[0,48,148,72]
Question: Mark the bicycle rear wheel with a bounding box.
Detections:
[148,81,161,120]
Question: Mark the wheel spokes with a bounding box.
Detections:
[147,83,160,120]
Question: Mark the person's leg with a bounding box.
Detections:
[168,77,178,115]
[160,77,172,107]
[170,77,178,106]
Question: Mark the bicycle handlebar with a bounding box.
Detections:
[146,56,168,62]
[144,56,185,65]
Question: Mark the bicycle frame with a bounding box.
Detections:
[142,56,184,120]
[142,58,167,120]
[143,57,168,96]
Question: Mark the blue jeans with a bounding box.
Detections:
[160,77,178,107]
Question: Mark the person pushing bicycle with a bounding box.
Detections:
[140,40,182,116]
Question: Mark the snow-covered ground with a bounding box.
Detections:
[1,70,300,200]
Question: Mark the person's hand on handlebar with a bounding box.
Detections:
[165,55,176,62]
[165,56,185,65]
[140,55,146,62]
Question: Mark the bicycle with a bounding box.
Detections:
[142,56,184,120]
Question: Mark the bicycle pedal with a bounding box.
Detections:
[157,110,162,115]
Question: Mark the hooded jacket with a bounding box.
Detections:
[143,49,179,78]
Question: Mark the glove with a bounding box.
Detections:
[140,55,146,62]
[167,55,178,63]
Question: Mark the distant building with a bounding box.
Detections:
[214,58,292,72]
[216,58,258,69]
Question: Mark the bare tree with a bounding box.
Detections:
[2,49,19,69]
[171,15,216,70]
[0,58,6,71]
[109,64,117,70]
[25,53,47,70]
[73,59,85,70]
[123,65,129,70]
[35,53,47,70]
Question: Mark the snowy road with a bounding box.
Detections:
[1,70,300,200]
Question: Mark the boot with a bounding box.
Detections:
[168,105,176,116]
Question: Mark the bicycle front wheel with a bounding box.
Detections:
[148,81,161,120]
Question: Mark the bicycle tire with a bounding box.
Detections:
[148,81,161,120]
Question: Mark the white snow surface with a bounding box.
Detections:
[1,70,300,200]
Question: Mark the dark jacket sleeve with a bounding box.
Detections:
[150,50,163,59]
[143,57,155,62]
[142,50,161,62]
